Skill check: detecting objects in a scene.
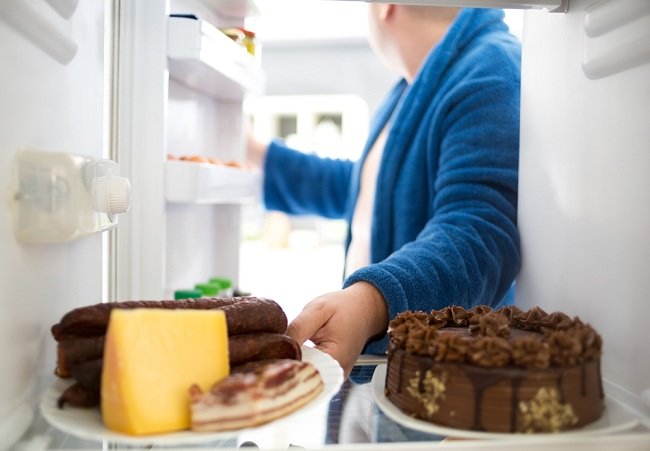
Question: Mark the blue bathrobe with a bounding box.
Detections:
[262,8,521,354]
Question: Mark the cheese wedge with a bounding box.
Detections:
[101,308,229,435]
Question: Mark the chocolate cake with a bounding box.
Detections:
[384,305,604,433]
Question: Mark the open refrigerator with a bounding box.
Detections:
[1,0,649,449]
[0,0,262,448]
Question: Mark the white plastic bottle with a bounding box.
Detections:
[8,149,132,243]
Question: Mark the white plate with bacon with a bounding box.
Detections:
[40,346,343,446]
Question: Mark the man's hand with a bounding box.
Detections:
[286,282,389,378]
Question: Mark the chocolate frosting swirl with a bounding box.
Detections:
[547,330,584,365]
[388,311,429,349]
[512,336,551,368]
[467,305,493,323]
[468,336,511,367]
[438,306,470,327]
[429,309,450,326]
[470,312,511,338]
[539,311,573,331]
[516,306,548,331]
[497,305,524,326]
[405,325,428,355]
[388,305,602,369]
[576,323,603,359]
[432,333,470,363]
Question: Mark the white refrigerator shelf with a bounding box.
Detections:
[195,0,260,18]
[167,14,265,100]
[165,160,261,204]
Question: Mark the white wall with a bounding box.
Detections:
[258,38,397,117]
[255,7,523,116]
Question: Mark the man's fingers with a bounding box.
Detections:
[285,314,317,345]
[285,319,309,345]
[286,302,329,345]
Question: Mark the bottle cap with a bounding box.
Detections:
[92,175,132,216]
[107,176,132,214]
[174,289,202,300]
[209,277,232,289]
[195,283,219,297]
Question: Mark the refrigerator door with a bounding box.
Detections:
[0,1,114,448]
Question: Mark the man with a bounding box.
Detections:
[247,5,521,377]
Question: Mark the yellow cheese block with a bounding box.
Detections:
[101,308,230,435]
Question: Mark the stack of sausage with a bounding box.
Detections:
[51,297,301,408]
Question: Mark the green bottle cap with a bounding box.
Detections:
[195,283,219,296]
[174,289,202,300]
[209,277,232,289]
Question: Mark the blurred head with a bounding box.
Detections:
[367,4,459,82]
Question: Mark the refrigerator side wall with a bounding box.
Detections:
[0,1,109,447]
[516,0,650,413]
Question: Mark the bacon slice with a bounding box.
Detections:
[189,359,324,432]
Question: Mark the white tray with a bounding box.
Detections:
[371,364,640,441]
[40,346,343,446]
[165,160,261,204]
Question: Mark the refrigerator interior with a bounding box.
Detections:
[164,0,264,299]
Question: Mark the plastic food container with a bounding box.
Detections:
[239,28,258,57]
[219,27,260,62]
[220,27,245,46]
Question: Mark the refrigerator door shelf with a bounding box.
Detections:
[167,15,265,101]
[165,160,261,204]
[186,0,260,18]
